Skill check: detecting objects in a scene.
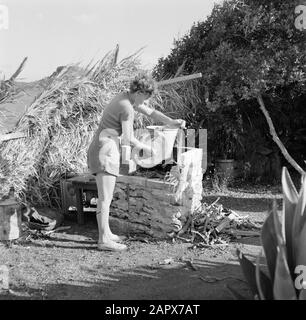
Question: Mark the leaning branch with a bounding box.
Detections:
[257,94,305,176]
[9,57,28,82]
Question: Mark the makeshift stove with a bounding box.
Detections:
[109,146,203,238]
[63,144,203,239]
[63,124,205,239]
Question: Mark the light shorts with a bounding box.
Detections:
[87,134,120,177]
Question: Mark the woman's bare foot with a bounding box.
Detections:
[109,233,127,242]
[97,239,127,251]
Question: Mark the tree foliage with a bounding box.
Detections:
[154,0,306,174]
[155,0,305,106]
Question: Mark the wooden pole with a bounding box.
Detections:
[0,132,27,142]
[157,73,202,86]
[9,57,28,82]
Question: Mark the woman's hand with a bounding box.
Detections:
[169,119,186,129]
[142,145,157,157]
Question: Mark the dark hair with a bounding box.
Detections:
[129,72,157,96]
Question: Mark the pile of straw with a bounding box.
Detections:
[0,80,12,104]
[0,57,28,105]
[0,47,149,207]
[0,46,199,208]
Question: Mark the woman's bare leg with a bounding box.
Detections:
[95,172,127,250]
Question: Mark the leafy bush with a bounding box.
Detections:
[153,0,306,176]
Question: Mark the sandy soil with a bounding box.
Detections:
[0,193,279,300]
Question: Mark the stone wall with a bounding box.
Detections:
[109,147,203,238]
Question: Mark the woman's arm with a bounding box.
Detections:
[121,119,152,152]
[150,109,173,126]
[119,101,151,151]
[136,103,186,128]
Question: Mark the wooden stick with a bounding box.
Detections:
[175,235,192,242]
[0,132,27,142]
[215,218,231,233]
[9,57,28,82]
[198,243,229,249]
[185,260,198,271]
[199,275,247,283]
[227,230,261,237]
[157,73,202,86]
[44,226,71,235]
[207,197,220,209]
[191,230,207,243]
[177,214,192,236]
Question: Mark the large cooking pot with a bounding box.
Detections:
[133,125,179,168]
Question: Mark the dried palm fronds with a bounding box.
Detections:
[151,78,203,127]
[0,57,28,104]
[0,47,202,208]
[0,79,14,104]
[0,47,146,206]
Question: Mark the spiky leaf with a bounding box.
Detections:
[281,167,298,275]
[292,180,306,264]
[296,223,306,267]
[273,245,297,300]
[282,167,298,203]
[299,177,306,229]
[272,200,285,246]
[226,285,247,300]
[237,249,258,297]
[255,250,273,300]
[237,249,272,299]
[261,210,278,282]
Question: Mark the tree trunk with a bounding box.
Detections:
[257,94,305,176]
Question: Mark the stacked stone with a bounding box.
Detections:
[109,147,203,239]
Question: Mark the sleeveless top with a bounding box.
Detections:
[99,92,134,136]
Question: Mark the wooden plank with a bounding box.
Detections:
[157,73,202,86]
[74,186,85,225]
[0,132,27,142]
[198,129,207,173]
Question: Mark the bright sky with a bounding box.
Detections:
[0,0,219,81]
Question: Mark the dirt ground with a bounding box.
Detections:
[0,191,282,300]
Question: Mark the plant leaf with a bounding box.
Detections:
[226,284,247,300]
[282,167,298,203]
[282,192,297,277]
[299,289,306,300]
[281,168,298,270]
[272,200,285,247]
[237,248,272,299]
[236,249,258,297]
[299,175,306,229]
[292,179,306,264]
[273,245,297,300]
[296,222,306,267]
[255,249,274,300]
[261,210,278,282]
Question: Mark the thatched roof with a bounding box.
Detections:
[0,47,148,206]
[0,46,196,207]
